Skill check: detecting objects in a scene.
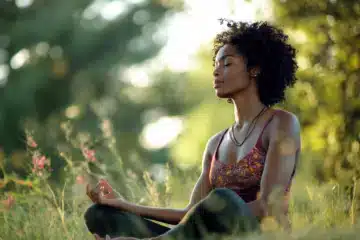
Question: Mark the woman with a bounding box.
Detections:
[85,20,301,240]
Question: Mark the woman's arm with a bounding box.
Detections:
[100,198,185,225]
[246,111,301,225]
[100,135,219,225]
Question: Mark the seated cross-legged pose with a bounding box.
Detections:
[84,19,301,240]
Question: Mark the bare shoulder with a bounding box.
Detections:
[272,109,301,131]
[270,109,301,146]
[205,129,228,155]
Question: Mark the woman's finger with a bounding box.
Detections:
[93,182,101,193]
[87,184,101,203]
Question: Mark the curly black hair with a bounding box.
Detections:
[213,19,298,106]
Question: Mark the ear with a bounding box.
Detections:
[249,67,261,77]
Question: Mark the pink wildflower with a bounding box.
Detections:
[2,194,15,209]
[82,147,96,162]
[32,151,50,174]
[26,135,38,148]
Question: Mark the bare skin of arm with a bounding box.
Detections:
[98,134,220,225]
[245,111,301,229]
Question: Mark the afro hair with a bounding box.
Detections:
[213,19,298,106]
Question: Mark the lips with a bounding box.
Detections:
[213,81,224,89]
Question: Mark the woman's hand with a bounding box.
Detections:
[86,179,116,204]
[98,179,117,199]
[86,183,102,203]
[94,234,138,240]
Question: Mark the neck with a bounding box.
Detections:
[230,89,266,126]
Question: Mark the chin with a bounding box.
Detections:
[215,89,230,99]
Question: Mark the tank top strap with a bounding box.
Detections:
[255,109,280,150]
[213,129,228,160]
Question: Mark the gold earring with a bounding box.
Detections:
[250,69,260,78]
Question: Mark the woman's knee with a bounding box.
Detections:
[84,204,122,233]
[209,188,239,199]
[206,189,259,233]
[203,188,252,219]
[85,204,133,237]
[182,189,242,235]
[84,204,105,232]
[205,188,241,207]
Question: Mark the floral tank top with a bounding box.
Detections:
[208,111,296,203]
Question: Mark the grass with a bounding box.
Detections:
[1,121,359,239]
[1,169,360,240]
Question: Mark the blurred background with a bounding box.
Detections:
[0,0,359,239]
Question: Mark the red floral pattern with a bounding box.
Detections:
[208,111,296,202]
[209,129,293,202]
[209,146,266,193]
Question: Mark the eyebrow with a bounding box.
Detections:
[215,54,236,62]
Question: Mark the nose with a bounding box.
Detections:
[213,66,219,77]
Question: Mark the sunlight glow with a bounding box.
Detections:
[65,105,81,119]
[35,42,50,56]
[122,66,152,87]
[156,0,268,72]
[292,29,308,44]
[83,0,105,20]
[83,0,129,21]
[49,46,63,59]
[15,0,34,8]
[140,116,183,150]
[10,49,30,69]
[127,0,147,4]
[125,0,268,87]
[100,1,128,21]
[297,55,310,69]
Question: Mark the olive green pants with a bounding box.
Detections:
[84,188,260,239]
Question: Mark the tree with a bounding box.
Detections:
[0,0,189,193]
[272,0,360,189]
[0,0,173,154]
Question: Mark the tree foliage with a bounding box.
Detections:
[272,0,360,188]
[0,0,188,189]
[0,0,173,153]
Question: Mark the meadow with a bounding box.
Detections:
[1,122,359,240]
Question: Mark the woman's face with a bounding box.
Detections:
[213,44,254,99]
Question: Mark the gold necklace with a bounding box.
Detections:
[229,106,268,147]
